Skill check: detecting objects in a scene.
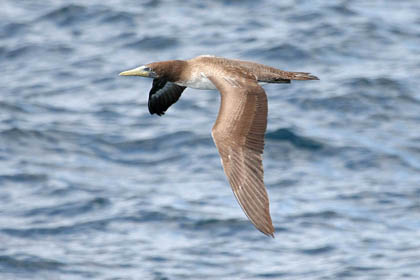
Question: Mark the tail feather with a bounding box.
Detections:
[289,72,319,80]
[255,65,319,83]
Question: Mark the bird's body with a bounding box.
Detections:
[120,55,318,237]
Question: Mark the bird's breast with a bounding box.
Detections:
[175,72,217,90]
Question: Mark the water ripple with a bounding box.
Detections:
[1,1,420,279]
[124,36,180,50]
[0,255,64,272]
[266,128,324,150]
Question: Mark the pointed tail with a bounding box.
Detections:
[288,71,319,80]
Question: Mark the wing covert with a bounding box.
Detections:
[208,75,274,237]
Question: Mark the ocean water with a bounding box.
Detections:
[1,0,420,279]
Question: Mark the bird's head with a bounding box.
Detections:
[119,60,186,82]
[119,64,158,78]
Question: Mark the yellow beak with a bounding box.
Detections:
[119,66,150,77]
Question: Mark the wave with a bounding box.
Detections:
[266,128,324,150]
[40,4,91,26]
[0,255,64,272]
[243,43,310,62]
[124,36,180,50]
[0,173,48,183]
[23,197,110,218]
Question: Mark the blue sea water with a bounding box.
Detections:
[1,0,420,279]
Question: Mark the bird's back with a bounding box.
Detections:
[189,55,318,83]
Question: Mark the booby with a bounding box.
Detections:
[120,55,318,237]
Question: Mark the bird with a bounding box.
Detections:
[119,55,319,237]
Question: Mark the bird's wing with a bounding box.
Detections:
[148,78,186,116]
[208,74,274,237]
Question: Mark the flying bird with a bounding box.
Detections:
[120,55,318,237]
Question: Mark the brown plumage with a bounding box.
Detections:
[120,55,319,237]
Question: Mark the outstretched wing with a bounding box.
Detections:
[148,78,186,116]
[208,75,274,237]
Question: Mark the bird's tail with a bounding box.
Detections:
[257,68,319,83]
[287,71,319,80]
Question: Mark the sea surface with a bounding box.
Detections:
[1,1,420,279]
